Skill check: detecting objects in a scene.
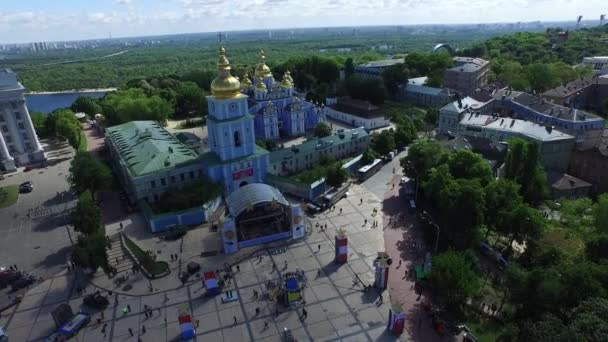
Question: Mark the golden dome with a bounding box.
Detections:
[284,70,293,83]
[281,72,293,88]
[210,46,241,99]
[255,77,267,91]
[255,49,272,78]
[241,73,253,88]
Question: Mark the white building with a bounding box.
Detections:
[0,69,45,172]
[437,96,494,135]
[458,113,576,172]
[582,56,608,75]
[325,97,390,130]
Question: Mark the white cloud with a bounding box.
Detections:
[1,0,608,44]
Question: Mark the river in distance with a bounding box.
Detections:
[25,91,109,114]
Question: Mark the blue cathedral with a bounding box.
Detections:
[201,47,326,194]
[244,50,326,140]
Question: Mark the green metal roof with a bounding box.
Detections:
[198,145,269,167]
[106,121,199,177]
[269,127,369,163]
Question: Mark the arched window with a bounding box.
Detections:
[234,131,241,147]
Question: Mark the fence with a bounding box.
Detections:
[140,196,222,233]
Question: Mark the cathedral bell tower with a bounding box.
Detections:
[207,47,256,161]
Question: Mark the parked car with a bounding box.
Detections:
[11,274,36,291]
[186,262,201,274]
[163,229,187,241]
[83,293,109,309]
[19,181,33,193]
[0,271,22,289]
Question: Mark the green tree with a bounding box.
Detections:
[429,250,481,311]
[586,234,608,262]
[401,139,447,181]
[423,164,453,202]
[68,151,112,196]
[344,75,386,105]
[424,108,439,126]
[71,96,102,116]
[30,111,49,138]
[382,63,410,95]
[101,88,173,125]
[71,190,102,235]
[498,203,544,252]
[370,130,396,156]
[593,194,608,233]
[71,232,109,272]
[344,57,355,78]
[174,81,207,118]
[439,178,485,247]
[484,179,523,237]
[361,149,380,165]
[505,138,548,205]
[326,163,347,188]
[570,297,608,341]
[447,149,493,186]
[525,63,560,93]
[314,122,332,138]
[393,117,417,148]
[55,116,81,149]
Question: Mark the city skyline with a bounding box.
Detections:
[0,0,606,44]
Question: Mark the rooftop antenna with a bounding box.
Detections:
[576,15,583,30]
[601,14,606,26]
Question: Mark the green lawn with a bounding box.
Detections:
[77,130,88,152]
[124,236,169,277]
[0,185,19,208]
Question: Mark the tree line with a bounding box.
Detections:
[402,137,608,340]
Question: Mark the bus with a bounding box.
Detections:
[357,159,383,181]
[316,185,349,209]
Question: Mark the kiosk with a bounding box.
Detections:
[177,305,195,340]
[387,305,407,335]
[373,252,392,289]
[203,271,219,296]
[335,229,348,264]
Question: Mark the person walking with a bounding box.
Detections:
[264,321,269,329]
[128,328,134,337]
[302,308,308,320]
[142,324,146,334]
[317,244,321,252]
[236,265,240,272]
[233,316,238,325]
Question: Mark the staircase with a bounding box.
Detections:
[107,234,135,276]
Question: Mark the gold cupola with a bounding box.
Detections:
[284,70,294,83]
[281,72,293,88]
[254,49,272,78]
[255,76,267,91]
[241,73,253,88]
[210,46,241,99]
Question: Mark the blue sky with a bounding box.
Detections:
[0,0,606,44]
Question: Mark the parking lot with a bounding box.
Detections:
[0,140,76,299]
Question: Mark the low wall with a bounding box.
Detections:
[140,196,222,233]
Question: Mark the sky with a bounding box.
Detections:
[0,0,606,44]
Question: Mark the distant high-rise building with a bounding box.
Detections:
[0,69,46,171]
